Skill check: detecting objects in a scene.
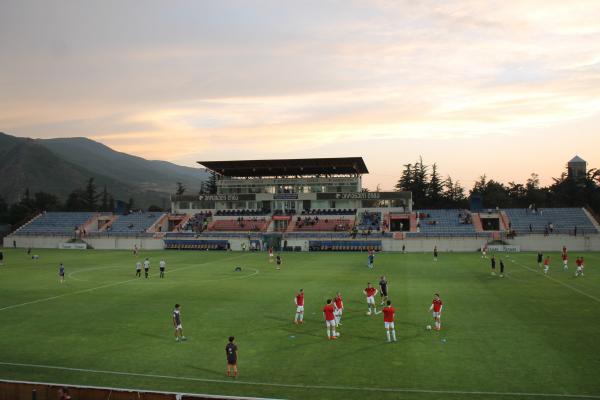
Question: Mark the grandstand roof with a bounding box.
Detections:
[198,157,369,177]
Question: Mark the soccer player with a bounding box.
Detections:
[334,292,344,327]
[491,256,496,276]
[294,289,304,324]
[226,336,238,378]
[433,246,438,262]
[135,261,142,277]
[133,244,138,256]
[159,260,166,278]
[562,251,568,271]
[59,263,65,283]
[481,244,488,258]
[0,250,3,265]
[382,300,397,342]
[379,276,388,305]
[429,293,443,331]
[537,251,543,268]
[543,256,551,275]
[575,257,584,277]
[323,299,338,339]
[402,244,406,254]
[499,259,505,278]
[268,247,274,262]
[143,258,150,278]
[580,257,586,277]
[276,254,282,270]
[173,304,186,342]
[367,250,374,269]
[364,283,379,315]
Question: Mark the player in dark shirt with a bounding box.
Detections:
[433,246,438,261]
[0,250,3,266]
[379,276,388,305]
[491,256,496,276]
[173,304,186,342]
[276,255,281,270]
[59,263,65,283]
[226,336,238,378]
[367,253,374,269]
[537,252,543,268]
[500,259,505,278]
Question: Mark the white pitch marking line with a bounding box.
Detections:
[513,260,600,303]
[0,361,599,399]
[0,255,247,312]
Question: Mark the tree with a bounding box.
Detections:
[148,205,163,212]
[395,163,413,192]
[206,171,218,194]
[127,197,135,211]
[82,178,100,211]
[427,163,444,206]
[65,189,86,211]
[176,182,186,195]
[100,185,109,212]
[33,191,60,211]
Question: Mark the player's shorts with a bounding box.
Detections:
[296,305,304,313]
[380,289,387,297]
[334,308,343,316]
[384,321,395,329]
[59,273,64,277]
[325,319,336,327]
[367,296,375,305]
[160,267,165,271]
[432,312,441,319]
[269,253,274,257]
[227,357,237,365]
[175,324,182,330]
[563,260,568,265]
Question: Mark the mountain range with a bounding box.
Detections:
[0,132,207,209]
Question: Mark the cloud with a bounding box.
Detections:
[1,0,599,188]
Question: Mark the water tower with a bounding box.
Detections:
[567,156,587,179]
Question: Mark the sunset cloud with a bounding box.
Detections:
[1,0,599,189]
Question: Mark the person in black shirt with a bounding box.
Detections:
[537,252,543,268]
[433,246,438,261]
[379,276,388,305]
[0,250,3,266]
[500,259,505,278]
[276,254,282,270]
[226,336,238,378]
[491,256,496,276]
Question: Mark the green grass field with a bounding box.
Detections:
[0,248,599,400]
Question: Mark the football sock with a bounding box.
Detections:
[392,330,396,341]
[386,331,391,342]
[299,313,303,321]
[327,329,331,338]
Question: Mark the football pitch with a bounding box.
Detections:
[0,248,599,400]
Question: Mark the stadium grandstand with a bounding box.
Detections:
[3,157,600,252]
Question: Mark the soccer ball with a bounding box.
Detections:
[335,332,340,337]
[366,311,372,316]
[426,325,432,330]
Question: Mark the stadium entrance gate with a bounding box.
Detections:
[262,233,282,251]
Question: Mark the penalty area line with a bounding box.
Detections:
[513,260,600,303]
[1,361,599,399]
[0,254,248,312]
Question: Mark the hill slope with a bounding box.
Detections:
[0,132,205,208]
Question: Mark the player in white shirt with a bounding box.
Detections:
[135,261,142,277]
[143,258,150,278]
[159,260,166,278]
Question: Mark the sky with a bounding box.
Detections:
[1,0,599,191]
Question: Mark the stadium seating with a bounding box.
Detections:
[15,212,94,235]
[216,209,268,216]
[209,219,268,232]
[301,209,357,216]
[107,213,163,234]
[504,208,598,235]
[357,211,381,230]
[412,209,477,236]
[292,217,353,232]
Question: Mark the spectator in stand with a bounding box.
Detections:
[58,387,72,400]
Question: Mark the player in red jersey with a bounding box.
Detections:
[268,247,274,262]
[333,292,344,327]
[562,252,568,271]
[363,283,379,315]
[543,256,551,275]
[323,299,338,339]
[575,257,583,277]
[429,293,443,331]
[294,289,304,324]
[382,300,397,342]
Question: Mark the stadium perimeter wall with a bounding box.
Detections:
[4,234,600,252]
